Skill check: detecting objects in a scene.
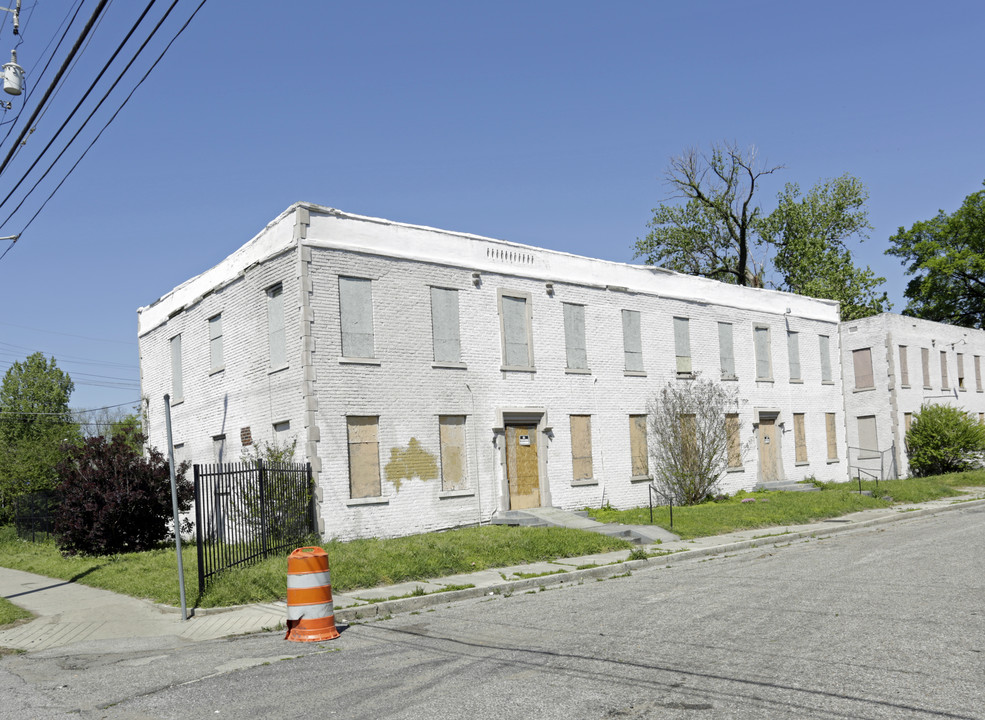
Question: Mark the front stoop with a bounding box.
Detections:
[490,507,680,544]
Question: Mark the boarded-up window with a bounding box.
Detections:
[339,277,374,358]
[680,414,698,470]
[725,413,741,468]
[754,326,771,380]
[209,314,223,372]
[819,335,832,383]
[718,322,736,379]
[904,413,913,435]
[629,414,648,477]
[825,413,837,460]
[273,420,291,446]
[940,351,948,389]
[674,317,692,375]
[853,348,874,389]
[787,331,801,381]
[500,292,533,368]
[857,415,878,459]
[569,415,593,481]
[562,303,588,370]
[267,283,286,368]
[212,434,226,464]
[976,356,982,391]
[430,288,461,363]
[957,353,965,390]
[898,345,909,386]
[439,415,467,491]
[922,348,931,387]
[622,310,643,372]
[793,413,807,463]
[170,334,183,401]
[347,416,381,498]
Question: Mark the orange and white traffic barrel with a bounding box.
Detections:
[285,546,340,642]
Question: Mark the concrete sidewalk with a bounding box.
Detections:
[3,489,984,653]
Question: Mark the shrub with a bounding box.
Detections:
[906,404,985,477]
[54,428,192,555]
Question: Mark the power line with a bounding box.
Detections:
[0,399,139,416]
[0,320,135,345]
[0,0,110,179]
[0,0,209,254]
[0,0,163,219]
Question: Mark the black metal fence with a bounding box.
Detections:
[193,461,316,594]
[12,490,58,541]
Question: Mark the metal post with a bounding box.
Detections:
[669,495,673,529]
[163,394,188,621]
[194,464,204,596]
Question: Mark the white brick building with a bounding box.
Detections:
[138,203,849,541]
[840,314,985,479]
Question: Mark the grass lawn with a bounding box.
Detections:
[0,525,631,609]
[0,597,33,628]
[586,470,985,539]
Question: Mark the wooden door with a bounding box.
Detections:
[758,417,780,482]
[506,425,540,509]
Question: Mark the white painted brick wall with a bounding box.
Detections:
[140,204,851,541]
[841,314,985,477]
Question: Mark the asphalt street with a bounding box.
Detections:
[2,504,983,720]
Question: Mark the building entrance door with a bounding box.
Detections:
[758,415,781,482]
[506,425,540,509]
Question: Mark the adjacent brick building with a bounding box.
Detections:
[138,202,853,540]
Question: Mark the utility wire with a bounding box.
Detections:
[0,0,158,215]
[0,0,84,148]
[0,399,140,416]
[0,0,110,179]
[0,0,209,257]
[0,0,160,216]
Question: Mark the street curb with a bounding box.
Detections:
[332,496,985,624]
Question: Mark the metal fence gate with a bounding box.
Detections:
[193,461,316,593]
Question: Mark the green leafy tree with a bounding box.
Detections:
[636,144,889,319]
[905,403,985,477]
[636,142,780,286]
[887,181,985,328]
[760,175,891,320]
[0,353,79,520]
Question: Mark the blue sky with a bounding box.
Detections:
[0,1,982,411]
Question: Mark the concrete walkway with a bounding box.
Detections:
[3,489,984,653]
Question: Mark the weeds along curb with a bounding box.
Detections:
[334,496,985,624]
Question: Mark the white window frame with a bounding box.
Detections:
[622,309,644,375]
[339,276,376,361]
[673,317,692,377]
[170,334,183,402]
[819,334,833,384]
[266,283,287,370]
[562,303,589,373]
[208,314,224,374]
[719,322,736,380]
[430,287,463,367]
[787,331,801,382]
[753,324,772,381]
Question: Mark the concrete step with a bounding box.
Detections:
[754,481,821,493]
[490,507,680,545]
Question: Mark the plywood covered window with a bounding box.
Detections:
[819,334,832,383]
[569,415,593,481]
[853,348,874,389]
[562,303,588,370]
[922,347,931,388]
[904,413,913,435]
[793,413,807,463]
[170,334,183,401]
[673,317,692,376]
[976,356,983,392]
[898,345,909,387]
[825,413,838,460]
[629,414,648,477]
[622,310,643,372]
[339,277,375,359]
[725,413,741,468]
[753,325,772,380]
[718,322,736,379]
[439,415,467,491]
[787,331,801,381]
[957,353,965,390]
[857,415,878,459]
[347,416,381,498]
[430,287,461,364]
[208,314,223,372]
[940,350,949,389]
[499,290,534,369]
[266,283,286,368]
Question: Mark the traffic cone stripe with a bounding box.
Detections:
[287,601,335,621]
[287,570,331,589]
